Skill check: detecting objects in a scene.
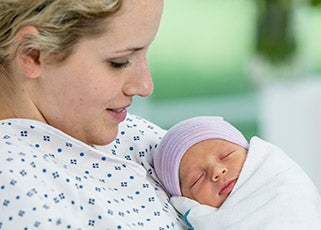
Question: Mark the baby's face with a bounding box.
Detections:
[179,139,247,208]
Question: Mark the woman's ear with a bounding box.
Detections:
[15,26,42,79]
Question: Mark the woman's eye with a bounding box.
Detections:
[109,60,131,69]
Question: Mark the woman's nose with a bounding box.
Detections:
[123,58,154,97]
[211,165,228,182]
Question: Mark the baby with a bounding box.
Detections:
[154,116,248,208]
[153,116,321,229]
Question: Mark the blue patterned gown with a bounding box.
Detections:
[0,113,185,230]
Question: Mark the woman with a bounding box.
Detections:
[0,0,185,229]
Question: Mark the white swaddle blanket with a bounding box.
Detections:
[171,137,321,230]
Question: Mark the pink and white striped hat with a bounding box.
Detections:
[153,116,249,196]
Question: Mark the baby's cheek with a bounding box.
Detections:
[180,185,191,197]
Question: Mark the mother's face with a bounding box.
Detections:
[33,0,163,145]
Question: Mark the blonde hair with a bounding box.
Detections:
[0,0,121,76]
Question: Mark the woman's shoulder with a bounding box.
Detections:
[111,113,167,149]
[94,113,167,163]
[119,113,166,139]
[0,118,55,145]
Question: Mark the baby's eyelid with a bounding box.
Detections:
[221,150,235,160]
[190,172,204,188]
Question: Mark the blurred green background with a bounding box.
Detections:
[129,0,321,140]
[150,0,255,100]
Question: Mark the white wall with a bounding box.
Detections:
[259,78,321,193]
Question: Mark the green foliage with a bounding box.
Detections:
[255,0,296,65]
[310,0,321,6]
[256,0,321,65]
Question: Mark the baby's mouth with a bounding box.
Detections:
[219,178,237,196]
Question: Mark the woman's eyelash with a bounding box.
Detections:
[109,61,131,69]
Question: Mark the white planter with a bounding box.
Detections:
[259,78,321,193]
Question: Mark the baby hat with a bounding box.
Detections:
[153,116,249,196]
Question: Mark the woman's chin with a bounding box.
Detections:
[83,127,119,146]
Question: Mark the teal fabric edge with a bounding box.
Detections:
[184,209,194,230]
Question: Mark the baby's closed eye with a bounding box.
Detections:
[190,172,204,188]
[220,150,236,160]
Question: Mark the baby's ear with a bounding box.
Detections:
[15,26,41,79]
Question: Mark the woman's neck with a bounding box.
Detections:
[0,85,47,123]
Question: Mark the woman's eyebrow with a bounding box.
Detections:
[113,46,144,54]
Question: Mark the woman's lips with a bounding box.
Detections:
[107,107,127,122]
[219,179,237,196]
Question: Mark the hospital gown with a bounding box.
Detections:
[0,114,185,229]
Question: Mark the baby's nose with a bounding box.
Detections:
[211,165,228,181]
